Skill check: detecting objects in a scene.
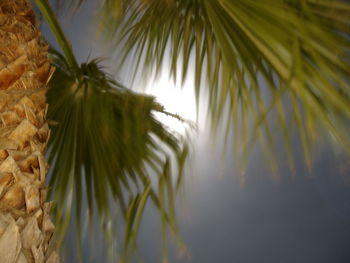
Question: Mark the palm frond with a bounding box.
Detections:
[102,0,350,172]
[47,48,189,261]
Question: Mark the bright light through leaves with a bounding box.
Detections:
[145,73,197,135]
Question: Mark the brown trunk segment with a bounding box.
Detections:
[0,0,58,262]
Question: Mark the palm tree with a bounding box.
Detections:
[0,0,187,262]
[1,0,188,262]
[1,0,350,262]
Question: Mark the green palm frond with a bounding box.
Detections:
[34,1,190,260]
[100,0,350,172]
[47,48,189,261]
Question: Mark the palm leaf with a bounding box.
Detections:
[100,0,350,171]
[47,48,189,261]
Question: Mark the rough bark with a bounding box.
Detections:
[0,0,58,262]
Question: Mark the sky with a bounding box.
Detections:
[39,1,350,262]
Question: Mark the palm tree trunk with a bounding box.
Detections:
[0,0,58,262]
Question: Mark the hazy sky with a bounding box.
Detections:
[40,1,350,262]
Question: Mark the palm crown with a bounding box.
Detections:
[2,0,349,262]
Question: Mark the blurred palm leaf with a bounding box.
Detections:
[46,48,189,261]
[98,0,350,172]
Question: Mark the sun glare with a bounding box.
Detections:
[145,74,197,135]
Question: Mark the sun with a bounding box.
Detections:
[145,74,197,135]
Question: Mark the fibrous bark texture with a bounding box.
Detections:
[0,0,58,262]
